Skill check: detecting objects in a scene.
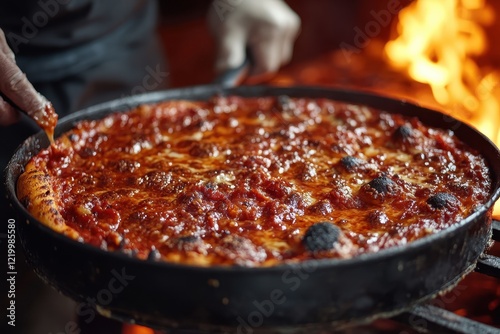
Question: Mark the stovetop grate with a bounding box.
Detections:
[396,220,500,334]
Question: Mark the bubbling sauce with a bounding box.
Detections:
[23,96,492,266]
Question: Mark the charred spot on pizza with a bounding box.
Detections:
[147,247,161,261]
[427,193,459,209]
[302,222,341,253]
[276,95,295,112]
[393,125,413,141]
[340,156,364,172]
[359,175,401,205]
[370,176,396,194]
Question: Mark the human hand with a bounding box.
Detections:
[208,0,301,79]
[0,28,48,126]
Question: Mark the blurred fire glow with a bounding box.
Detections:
[122,323,155,334]
[384,0,500,214]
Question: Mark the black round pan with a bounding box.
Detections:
[5,85,500,333]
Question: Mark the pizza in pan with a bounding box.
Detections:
[17,95,492,266]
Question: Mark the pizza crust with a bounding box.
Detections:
[17,161,80,240]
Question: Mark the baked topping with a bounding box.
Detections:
[302,222,341,252]
[17,96,493,266]
[393,125,413,140]
[427,193,460,209]
[340,156,365,172]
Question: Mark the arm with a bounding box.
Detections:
[0,28,48,126]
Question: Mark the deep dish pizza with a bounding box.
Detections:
[17,96,492,266]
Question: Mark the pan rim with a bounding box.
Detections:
[6,84,500,273]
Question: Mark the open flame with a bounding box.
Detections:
[385,0,500,214]
[122,324,155,334]
[385,0,497,132]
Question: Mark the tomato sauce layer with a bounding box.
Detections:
[30,96,492,266]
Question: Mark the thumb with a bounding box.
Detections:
[0,53,46,114]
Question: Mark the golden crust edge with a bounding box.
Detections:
[17,160,80,240]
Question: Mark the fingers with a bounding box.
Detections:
[0,51,47,117]
[249,11,301,76]
[0,29,21,126]
[208,0,301,77]
[281,12,301,65]
[214,26,247,73]
[0,28,50,128]
[0,29,15,62]
[249,29,283,75]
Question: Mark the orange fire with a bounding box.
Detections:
[384,0,499,214]
[121,324,156,334]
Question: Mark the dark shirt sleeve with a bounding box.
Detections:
[1,0,151,53]
[0,0,158,82]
